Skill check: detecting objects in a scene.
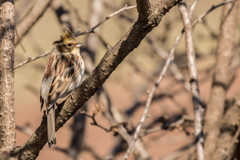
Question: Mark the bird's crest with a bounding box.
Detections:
[53,29,77,45]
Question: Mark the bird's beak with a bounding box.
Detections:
[76,43,83,48]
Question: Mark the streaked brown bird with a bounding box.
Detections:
[40,29,85,147]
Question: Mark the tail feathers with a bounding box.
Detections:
[47,106,56,147]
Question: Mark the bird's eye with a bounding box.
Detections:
[67,43,72,47]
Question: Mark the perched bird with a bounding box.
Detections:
[40,29,85,147]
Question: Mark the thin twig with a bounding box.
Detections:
[98,88,150,159]
[75,5,136,36]
[14,1,230,71]
[14,5,136,70]
[11,0,186,158]
[80,109,122,133]
[189,0,199,18]
[145,36,190,92]
[168,0,234,64]
[192,0,234,27]
[179,2,205,160]
[121,1,232,158]
[80,109,112,133]
[14,50,52,70]
[141,116,194,137]
[122,14,183,160]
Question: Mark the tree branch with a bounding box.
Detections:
[122,21,182,160]
[204,0,239,159]
[12,0,182,159]
[14,50,52,70]
[14,4,136,70]
[0,0,15,154]
[75,5,136,36]
[179,2,205,160]
[136,0,151,21]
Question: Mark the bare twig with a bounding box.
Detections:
[79,109,115,133]
[122,3,185,158]
[97,88,150,159]
[166,0,234,69]
[14,50,52,70]
[142,116,194,137]
[122,41,176,159]
[189,0,199,18]
[14,1,231,72]
[121,1,233,159]
[192,0,234,27]
[146,37,190,92]
[12,0,182,158]
[179,2,205,160]
[75,5,136,36]
[14,5,136,71]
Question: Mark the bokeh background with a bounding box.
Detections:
[14,0,240,159]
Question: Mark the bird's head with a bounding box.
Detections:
[53,29,82,53]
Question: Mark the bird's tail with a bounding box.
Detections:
[47,104,56,147]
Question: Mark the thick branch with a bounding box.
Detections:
[0,0,15,154]
[136,0,151,21]
[204,0,239,159]
[12,0,181,159]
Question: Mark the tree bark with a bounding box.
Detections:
[12,0,182,159]
[0,0,15,154]
[179,2,205,160]
[204,0,240,159]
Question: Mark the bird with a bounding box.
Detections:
[40,29,85,147]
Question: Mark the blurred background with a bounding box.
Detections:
[14,0,240,159]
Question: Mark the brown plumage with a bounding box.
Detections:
[40,29,85,147]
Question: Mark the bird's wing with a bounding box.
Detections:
[40,54,55,109]
[40,53,76,109]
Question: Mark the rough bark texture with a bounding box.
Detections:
[12,0,182,159]
[204,0,240,159]
[0,0,15,154]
